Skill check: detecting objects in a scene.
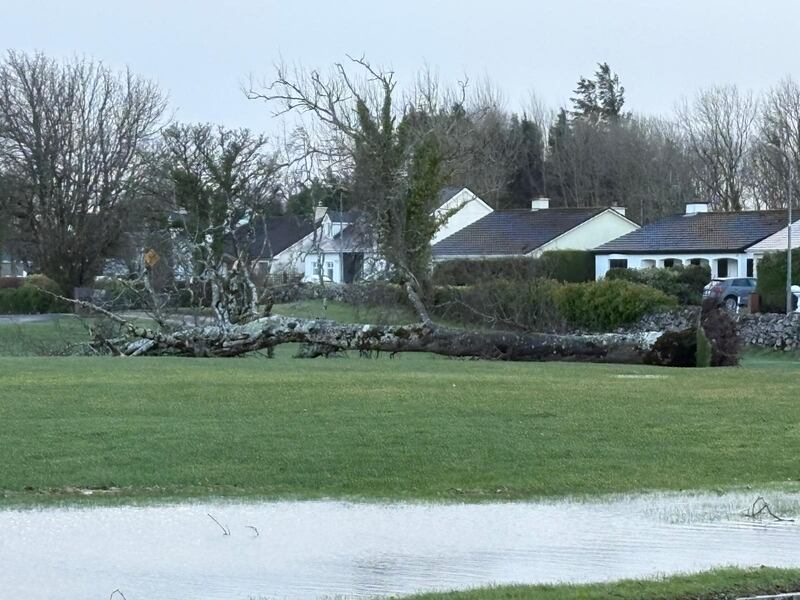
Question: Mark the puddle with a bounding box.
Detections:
[1,491,799,600]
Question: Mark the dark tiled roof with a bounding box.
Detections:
[595,210,797,253]
[231,216,314,259]
[432,207,606,257]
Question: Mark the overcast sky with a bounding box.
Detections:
[4,0,800,133]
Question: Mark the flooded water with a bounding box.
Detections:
[2,491,800,600]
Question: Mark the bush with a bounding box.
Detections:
[432,278,564,332]
[605,264,710,305]
[755,249,800,312]
[432,250,594,286]
[0,283,69,314]
[555,278,677,331]
[22,274,63,296]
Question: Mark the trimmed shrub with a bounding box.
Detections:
[555,278,677,331]
[0,284,69,314]
[433,258,537,286]
[755,249,800,312]
[22,274,62,293]
[432,250,594,286]
[536,250,595,283]
[605,264,710,305]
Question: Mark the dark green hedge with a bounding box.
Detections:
[432,250,595,286]
[554,279,677,331]
[0,275,69,314]
[755,249,800,312]
[605,264,711,305]
[433,279,565,331]
[433,276,676,332]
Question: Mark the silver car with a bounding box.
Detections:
[702,277,757,310]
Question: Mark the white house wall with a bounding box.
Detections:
[431,189,493,245]
[531,210,639,257]
[303,252,343,283]
[595,252,751,280]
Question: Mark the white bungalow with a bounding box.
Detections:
[594,202,798,280]
[299,187,494,283]
[432,198,639,261]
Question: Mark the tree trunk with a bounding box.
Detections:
[101,314,701,365]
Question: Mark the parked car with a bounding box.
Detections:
[702,277,757,310]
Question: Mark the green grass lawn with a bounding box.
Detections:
[1,332,800,505]
[408,568,800,600]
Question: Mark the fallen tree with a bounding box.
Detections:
[62,292,738,366]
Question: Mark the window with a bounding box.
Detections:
[326,261,334,281]
[313,261,322,275]
[746,258,754,278]
[733,278,748,286]
[717,260,728,277]
[690,258,701,266]
[663,259,676,268]
[609,259,628,269]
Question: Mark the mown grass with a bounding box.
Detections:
[408,567,800,600]
[1,334,800,505]
[0,315,92,356]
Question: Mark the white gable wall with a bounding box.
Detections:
[432,189,493,245]
[530,210,640,257]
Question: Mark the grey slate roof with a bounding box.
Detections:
[432,207,606,257]
[231,216,315,259]
[595,210,798,254]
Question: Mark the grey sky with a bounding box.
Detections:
[4,0,800,132]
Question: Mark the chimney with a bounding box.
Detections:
[531,197,550,211]
[685,202,710,215]
[611,206,626,216]
[314,204,328,222]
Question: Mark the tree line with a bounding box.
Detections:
[1,50,800,293]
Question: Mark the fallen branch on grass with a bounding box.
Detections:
[742,496,795,522]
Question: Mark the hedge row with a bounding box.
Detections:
[432,250,595,286]
[0,275,70,314]
[755,249,800,312]
[433,277,676,332]
[604,264,711,305]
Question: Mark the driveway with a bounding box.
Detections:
[0,314,71,325]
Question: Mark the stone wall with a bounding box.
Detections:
[738,312,800,350]
[625,307,800,351]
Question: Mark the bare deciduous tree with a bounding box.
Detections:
[678,85,758,211]
[749,77,800,208]
[0,51,167,291]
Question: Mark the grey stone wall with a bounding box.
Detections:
[738,312,800,350]
[626,307,800,351]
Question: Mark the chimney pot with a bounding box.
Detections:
[531,197,550,211]
[685,202,710,215]
[314,205,328,222]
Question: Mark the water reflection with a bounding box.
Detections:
[1,491,799,600]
